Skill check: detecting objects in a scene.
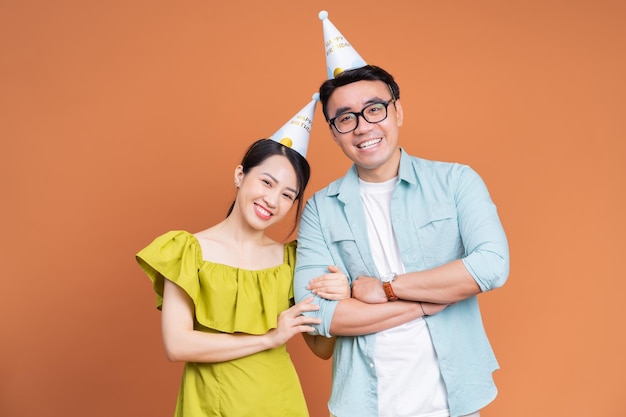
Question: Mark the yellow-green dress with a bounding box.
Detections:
[136,230,309,417]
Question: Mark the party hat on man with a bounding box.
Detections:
[319,10,367,79]
[269,93,319,158]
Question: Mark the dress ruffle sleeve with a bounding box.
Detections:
[135,230,203,310]
[136,232,298,335]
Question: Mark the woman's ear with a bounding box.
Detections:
[234,165,244,188]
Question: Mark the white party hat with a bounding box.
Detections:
[269,93,319,158]
[319,10,367,79]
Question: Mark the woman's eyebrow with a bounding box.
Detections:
[261,172,297,195]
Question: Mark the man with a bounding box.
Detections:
[295,65,509,417]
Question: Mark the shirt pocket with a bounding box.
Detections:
[328,225,370,281]
[414,203,464,266]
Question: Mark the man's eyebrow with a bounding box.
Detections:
[331,97,386,118]
[262,172,298,195]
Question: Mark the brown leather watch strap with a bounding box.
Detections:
[383,281,399,301]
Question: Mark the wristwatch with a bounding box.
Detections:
[381,273,399,301]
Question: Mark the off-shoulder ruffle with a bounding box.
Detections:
[136,230,297,335]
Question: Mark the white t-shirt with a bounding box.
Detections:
[360,177,449,417]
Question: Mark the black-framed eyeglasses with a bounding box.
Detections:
[328,99,396,134]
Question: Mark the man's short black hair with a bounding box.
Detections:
[318,65,401,121]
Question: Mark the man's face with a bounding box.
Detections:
[325,80,403,182]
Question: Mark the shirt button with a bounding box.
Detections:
[369,363,374,368]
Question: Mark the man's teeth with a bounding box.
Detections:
[357,138,382,149]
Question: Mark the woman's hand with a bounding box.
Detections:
[307,265,351,300]
[265,297,321,349]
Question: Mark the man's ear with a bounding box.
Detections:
[394,99,404,127]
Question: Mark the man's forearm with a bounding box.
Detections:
[392,259,481,304]
[329,298,424,336]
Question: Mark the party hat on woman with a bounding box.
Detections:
[269,93,319,158]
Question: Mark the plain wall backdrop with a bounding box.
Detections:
[1,1,624,416]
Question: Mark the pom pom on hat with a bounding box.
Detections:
[319,10,366,79]
[269,93,319,158]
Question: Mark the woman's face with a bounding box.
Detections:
[233,154,298,231]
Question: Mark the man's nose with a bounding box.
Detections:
[353,114,374,134]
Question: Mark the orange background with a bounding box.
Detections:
[1,1,625,416]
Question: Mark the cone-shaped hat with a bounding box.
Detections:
[269,93,319,158]
[319,10,367,79]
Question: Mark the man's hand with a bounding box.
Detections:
[351,275,388,304]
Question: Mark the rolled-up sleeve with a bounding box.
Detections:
[455,165,510,291]
[294,196,339,337]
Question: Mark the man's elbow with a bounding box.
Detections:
[483,255,509,291]
[467,251,510,292]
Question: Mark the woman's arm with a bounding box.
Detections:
[302,333,336,360]
[161,279,321,363]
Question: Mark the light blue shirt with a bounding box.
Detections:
[294,149,509,417]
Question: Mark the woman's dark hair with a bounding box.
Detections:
[226,139,311,236]
[319,65,401,121]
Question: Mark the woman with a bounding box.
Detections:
[136,139,349,416]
